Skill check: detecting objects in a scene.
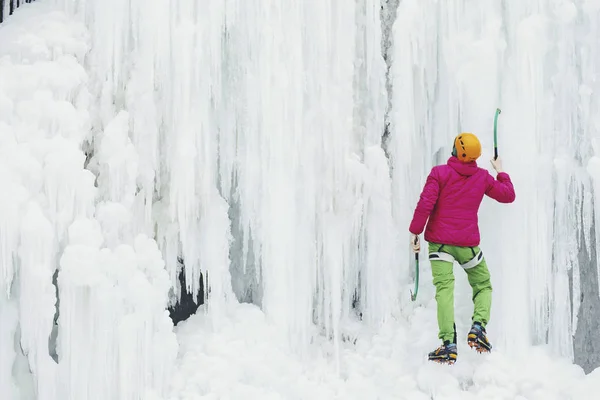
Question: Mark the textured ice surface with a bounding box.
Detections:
[0,4,177,399]
[0,0,599,399]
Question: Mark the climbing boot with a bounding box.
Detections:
[428,341,457,365]
[467,322,492,353]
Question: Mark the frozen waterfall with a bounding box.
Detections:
[0,0,599,398]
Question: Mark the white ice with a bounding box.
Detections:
[0,4,176,400]
[0,1,599,399]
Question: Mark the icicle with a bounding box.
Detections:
[353,0,387,149]
[95,111,138,208]
[388,0,437,229]
[0,168,26,298]
[361,146,399,326]
[58,220,176,399]
[587,158,600,299]
[550,157,577,359]
[18,202,58,400]
[198,192,234,321]
[0,295,18,398]
[497,3,554,349]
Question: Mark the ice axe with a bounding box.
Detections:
[410,236,419,301]
[493,108,501,160]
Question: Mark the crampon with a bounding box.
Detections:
[428,342,457,365]
[467,323,492,353]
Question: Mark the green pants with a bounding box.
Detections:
[428,242,492,343]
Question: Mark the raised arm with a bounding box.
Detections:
[485,158,515,203]
[485,172,515,203]
[409,168,441,235]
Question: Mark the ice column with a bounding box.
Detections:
[18,203,58,399]
[57,221,177,400]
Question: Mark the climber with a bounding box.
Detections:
[409,133,515,365]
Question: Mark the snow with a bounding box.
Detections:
[172,302,600,399]
[0,0,599,399]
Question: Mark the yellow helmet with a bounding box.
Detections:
[452,133,481,162]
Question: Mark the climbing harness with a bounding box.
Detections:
[429,249,484,270]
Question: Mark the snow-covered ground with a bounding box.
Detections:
[171,302,600,400]
[1,2,600,400]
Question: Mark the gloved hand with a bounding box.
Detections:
[490,157,503,173]
[410,234,420,253]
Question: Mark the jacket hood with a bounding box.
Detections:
[447,156,478,176]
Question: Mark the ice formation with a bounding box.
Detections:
[0,0,599,399]
[0,4,176,399]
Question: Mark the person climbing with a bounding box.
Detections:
[408,132,515,365]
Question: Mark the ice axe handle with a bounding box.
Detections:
[493,108,501,160]
[410,237,419,301]
[410,255,419,302]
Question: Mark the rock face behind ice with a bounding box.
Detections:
[574,198,600,373]
[167,257,205,326]
[576,281,600,374]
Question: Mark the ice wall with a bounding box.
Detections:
[384,0,600,372]
[0,4,177,399]
[55,0,397,358]
[51,0,600,375]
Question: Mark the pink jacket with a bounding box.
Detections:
[409,156,515,247]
